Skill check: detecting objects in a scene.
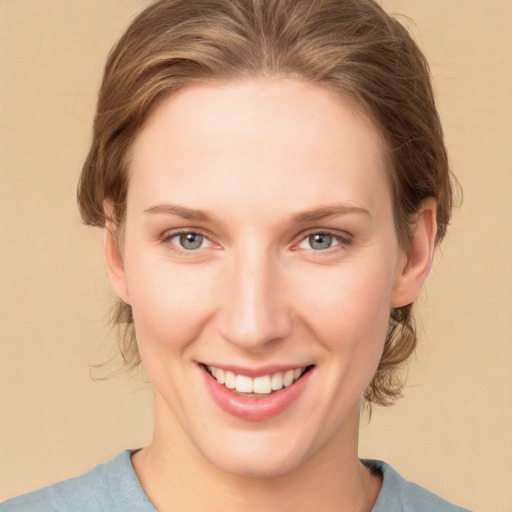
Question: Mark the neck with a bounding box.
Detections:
[131,396,381,512]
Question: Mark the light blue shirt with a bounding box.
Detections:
[0,451,473,511]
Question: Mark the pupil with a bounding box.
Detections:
[180,233,203,250]
[310,233,332,250]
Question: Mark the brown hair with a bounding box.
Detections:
[78,0,455,406]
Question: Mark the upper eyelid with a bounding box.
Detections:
[162,227,212,240]
[296,228,352,242]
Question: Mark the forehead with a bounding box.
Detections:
[127,78,390,222]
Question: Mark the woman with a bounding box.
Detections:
[1,0,472,510]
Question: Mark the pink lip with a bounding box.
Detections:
[201,364,313,421]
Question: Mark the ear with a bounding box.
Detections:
[103,216,131,305]
[391,197,437,308]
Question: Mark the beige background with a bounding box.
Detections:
[0,1,510,511]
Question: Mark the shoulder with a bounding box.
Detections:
[0,451,155,512]
[363,459,474,512]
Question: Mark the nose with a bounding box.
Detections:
[217,247,292,352]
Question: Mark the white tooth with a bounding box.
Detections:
[225,371,236,389]
[253,375,272,394]
[235,375,253,393]
[294,368,303,380]
[216,368,225,384]
[210,367,217,378]
[271,372,284,391]
[283,369,294,387]
[207,365,213,374]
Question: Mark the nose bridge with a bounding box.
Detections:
[218,242,291,349]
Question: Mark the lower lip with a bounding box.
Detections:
[202,366,313,421]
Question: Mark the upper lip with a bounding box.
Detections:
[199,362,313,377]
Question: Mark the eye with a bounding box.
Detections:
[166,231,211,251]
[297,232,344,251]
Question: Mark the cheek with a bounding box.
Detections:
[124,255,216,357]
[291,259,397,424]
[290,254,396,356]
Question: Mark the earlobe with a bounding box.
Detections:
[103,221,130,305]
[391,197,438,308]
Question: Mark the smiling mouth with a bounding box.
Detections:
[203,364,314,396]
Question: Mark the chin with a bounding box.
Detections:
[198,430,312,479]
[211,450,303,479]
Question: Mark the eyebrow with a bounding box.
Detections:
[144,202,370,222]
[144,203,213,221]
[292,204,371,222]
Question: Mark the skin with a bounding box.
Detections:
[104,78,437,512]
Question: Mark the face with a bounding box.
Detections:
[106,78,421,478]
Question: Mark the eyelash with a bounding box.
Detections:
[161,228,352,254]
[296,229,352,252]
[162,229,214,254]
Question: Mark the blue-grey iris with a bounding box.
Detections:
[180,232,203,250]
[309,233,333,250]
